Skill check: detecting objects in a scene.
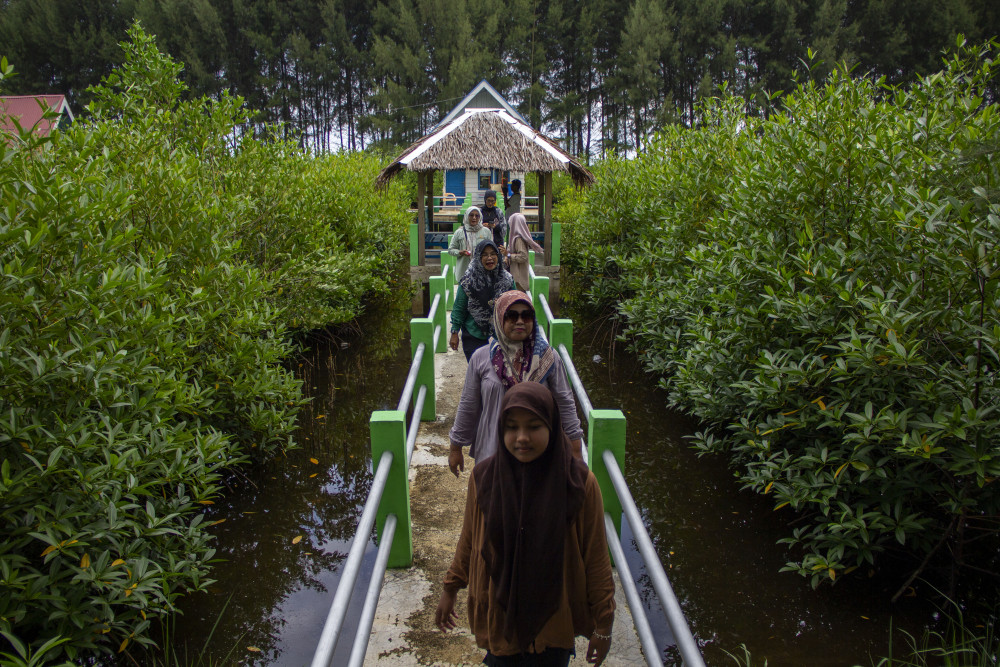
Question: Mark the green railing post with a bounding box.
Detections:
[549,318,573,359]
[428,276,447,353]
[410,318,436,421]
[409,223,418,267]
[528,249,536,269]
[588,409,626,536]
[532,276,550,336]
[550,222,561,266]
[370,411,412,567]
[443,234,456,310]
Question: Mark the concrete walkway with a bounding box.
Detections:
[363,341,647,665]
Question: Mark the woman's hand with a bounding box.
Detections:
[435,588,459,632]
[463,250,472,256]
[449,332,459,351]
[586,633,611,665]
[448,445,465,477]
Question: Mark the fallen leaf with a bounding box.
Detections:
[309,473,318,478]
[292,535,303,545]
[198,500,214,505]
[248,646,261,653]
[310,458,319,465]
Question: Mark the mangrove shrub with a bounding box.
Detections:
[562,40,1000,588]
[0,25,408,661]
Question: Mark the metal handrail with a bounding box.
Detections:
[604,513,664,667]
[602,449,705,667]
[347,514,398,667]
[405,385,427,467]
[397,342,425,413]
[557,343,594,417]
[529,258,701,665]
[311,449,394,667]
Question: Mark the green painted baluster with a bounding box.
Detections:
[410,318,436,421]
[549,318,573,359]
[409,223,418,266]
[428,276,447,353]
[588,409,626,536]
[444,234,456,309]
[532,276,550,337]
[370,411,412,567]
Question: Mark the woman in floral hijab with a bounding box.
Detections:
[450,240,515,361]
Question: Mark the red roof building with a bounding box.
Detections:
[0,94,75,137]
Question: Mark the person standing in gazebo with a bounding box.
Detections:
[481,190,507,252]
[448,207,493,280]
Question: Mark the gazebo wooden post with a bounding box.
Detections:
[425,171,435,231]
[540,172,553,265]
[417,171,427,265]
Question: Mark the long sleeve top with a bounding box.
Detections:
[450,286,487,339]
[449,345,584,460]
[507,236,530,291]
[443,472,616,656]
[448,225,492,280]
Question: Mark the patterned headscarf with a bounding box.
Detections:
[474,382,589,652]
[459,239,514,334]
[489,290,555,389]
[507,213,542,254]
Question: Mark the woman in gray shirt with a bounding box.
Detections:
[448,290,583,475]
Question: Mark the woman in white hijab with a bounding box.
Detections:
[448,206,493,280]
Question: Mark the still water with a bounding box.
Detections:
[161,300,931,666]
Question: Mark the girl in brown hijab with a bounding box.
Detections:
[436,382,615,666]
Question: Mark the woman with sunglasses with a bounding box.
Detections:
[448,290,584,477]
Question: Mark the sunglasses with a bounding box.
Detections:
[504,308,535,323]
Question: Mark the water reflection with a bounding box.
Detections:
[567,310,932,666]
[156,305,412,666]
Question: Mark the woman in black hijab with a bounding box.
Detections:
[437,382,616,666]
[481,189,508,251]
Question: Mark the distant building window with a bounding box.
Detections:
[478,171,491,189]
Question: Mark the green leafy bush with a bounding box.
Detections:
[1,24,408,661]
[561,39,1000,587]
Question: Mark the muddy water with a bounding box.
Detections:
[162,313,412,667]
[161,296,932,667]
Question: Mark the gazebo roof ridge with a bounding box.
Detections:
[376,106,594,188]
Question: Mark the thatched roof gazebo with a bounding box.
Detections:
[377,96,595,265]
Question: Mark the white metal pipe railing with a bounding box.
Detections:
[557,343,594,417]
[537,291,553,323]
[405,385,427,467]
[604,513,664,667]
[397,342,425,413]
[311,449,395,667]
[602,449,705,667]
[428,293,441,321]
[347,513,398,667]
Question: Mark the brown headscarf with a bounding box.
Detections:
[473,382,590,652]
